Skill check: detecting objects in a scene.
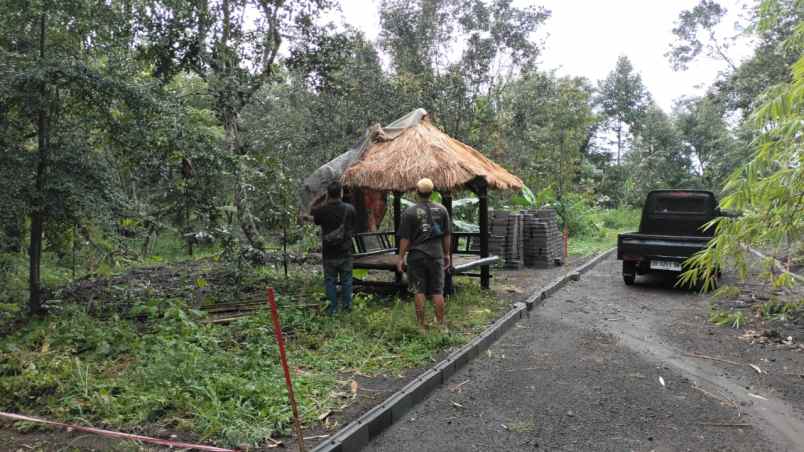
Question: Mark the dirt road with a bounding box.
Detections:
[366,255,804,451]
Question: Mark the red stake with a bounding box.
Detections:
[267,287,306,452]
[563,224,569,259]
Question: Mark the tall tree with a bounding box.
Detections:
[596,55,650,166]
[674,95,737,189]
[379,0,549,142]
[243,29,396,233]
[499,71,596,197]
[136,0,334,255]
[666,0,737,71]
[624,101,692,205]
[0,0,153,313]
[712,0,799,115]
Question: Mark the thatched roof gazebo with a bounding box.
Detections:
[302,108,523,290]
[341,114,523,193]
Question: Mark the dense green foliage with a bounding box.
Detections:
[4,0,796,314]
[681,0,804,292]
[0,269,506,446]
[0,0,801,444]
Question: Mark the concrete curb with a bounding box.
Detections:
[312,248,615,452]
[312,303,527,452]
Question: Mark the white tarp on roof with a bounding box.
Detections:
[299,108,428,214]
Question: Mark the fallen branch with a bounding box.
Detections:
[449,380,470,392]
[687,353,771,376]
[304,435,330,440]
[504,367,546,372]
[0,412,235,452]
[699,422,752,428]
[692,385,738,409]
[748,392,768,401]
[748,247,804,283]
[685,353,743,367]
[202,315,251,324]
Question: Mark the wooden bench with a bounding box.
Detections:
[446,232,499,294]
[352,231,396,259]
[351,230,499,293]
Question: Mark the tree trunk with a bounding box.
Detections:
[224,108,265,253]
[29,212,44,314]
[29,12,48,315]
[616,119,622,166]
[184,185,193,256]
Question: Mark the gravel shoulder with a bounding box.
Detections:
[367,255,804,452]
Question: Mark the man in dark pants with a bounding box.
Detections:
[396,178,452,332]
[312,181,356,315]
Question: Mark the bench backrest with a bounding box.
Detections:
[452,232,482,255]
[353,231,396,256]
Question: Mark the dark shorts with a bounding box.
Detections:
[406,252,444,296]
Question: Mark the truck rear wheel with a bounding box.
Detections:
[623,261,636,285]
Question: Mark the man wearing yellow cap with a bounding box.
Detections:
[396,178,452,332]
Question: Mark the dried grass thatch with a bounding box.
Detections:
[341,114,523,193]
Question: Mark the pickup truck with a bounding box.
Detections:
[617,190,721,285]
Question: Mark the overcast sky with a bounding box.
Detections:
[331,0,754,112]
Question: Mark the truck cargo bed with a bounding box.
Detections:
[617,233,711,262]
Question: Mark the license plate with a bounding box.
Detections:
[650,260,682,271]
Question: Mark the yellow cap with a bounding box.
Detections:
[416,178,434,194]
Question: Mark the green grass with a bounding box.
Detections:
[568,233,617,256]
[0,268,505,448]
[0,206,638,446]
[568,207,639,256]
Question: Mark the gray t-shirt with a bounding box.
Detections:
[399,202,452,259]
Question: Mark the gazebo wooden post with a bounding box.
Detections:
[478,183,490,289]
[441,191,453,296]
[393,191,403,291]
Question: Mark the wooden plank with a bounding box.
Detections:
[453,256,499,273]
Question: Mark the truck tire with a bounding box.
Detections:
[623,261,636,285]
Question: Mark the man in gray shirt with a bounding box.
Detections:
[396,178,452,332]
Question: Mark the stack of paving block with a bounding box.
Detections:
[488,211,524,269]
[522,208,564,268]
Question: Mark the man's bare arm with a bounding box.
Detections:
[442,233,452,269]
[396,238,410,273]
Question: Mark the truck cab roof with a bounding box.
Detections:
[639,190,718,237]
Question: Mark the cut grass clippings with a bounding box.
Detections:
[0,270,506,448]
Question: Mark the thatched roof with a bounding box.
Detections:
[341,113,523,193]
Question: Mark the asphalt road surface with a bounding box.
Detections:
[366,255,804,452]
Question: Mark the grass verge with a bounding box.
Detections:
[568,208,639,256]
[0,268,506,448]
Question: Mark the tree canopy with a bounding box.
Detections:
[1,0,801,314]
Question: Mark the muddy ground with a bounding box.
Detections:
[367,254,804,452]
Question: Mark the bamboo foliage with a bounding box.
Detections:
[679,11,803,291]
